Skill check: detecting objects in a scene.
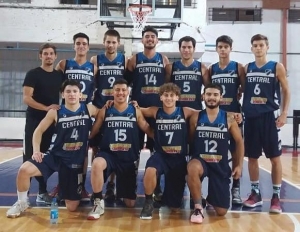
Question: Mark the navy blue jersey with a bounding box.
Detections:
[154,107,187,156]
[192,109,230,176]
[211,61,240,112]
[171,60,203,110]
[242,61,280,117]
[93,53,125,108]
[64,59,95,104]
[131,52,165,107]
[46,103,92,168]
[100,104,140,162]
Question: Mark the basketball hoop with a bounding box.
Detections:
[128,4,152,33]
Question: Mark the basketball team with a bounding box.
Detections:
[6,26,290,224]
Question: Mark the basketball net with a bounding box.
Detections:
[128,5,152,34]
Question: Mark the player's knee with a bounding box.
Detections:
[66,201,79,212]
[18,162,36,177]
[214,207,228,216]
[270,156,281,166]
[124,199,135,208]
[92,157,106,171]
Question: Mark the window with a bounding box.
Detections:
[184,0,197,8]
[60,0,89,4]
[288,9,300,23]
[0,0,31,2]
[210,8,262,22]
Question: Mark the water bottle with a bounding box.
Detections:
[50,197,59,224]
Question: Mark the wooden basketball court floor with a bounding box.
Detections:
[0,146,300,232]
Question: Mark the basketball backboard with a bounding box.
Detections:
[97,0,183,40]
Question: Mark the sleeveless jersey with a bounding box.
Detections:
[46,103,92,168]
[211,61,240,112]
[100,104,139,162]
[171,60,203,110]
[64,59,94,104]
[154,107,187,156]
[192,109,230,177]
[131,52,165,107]
[242,61,280,117]
[93,53,125,108]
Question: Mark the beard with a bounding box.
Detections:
[205,101,220,109]
[144,44,156,50]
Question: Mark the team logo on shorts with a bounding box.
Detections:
[77,184,83,195]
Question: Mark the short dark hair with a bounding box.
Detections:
[104,29,121,42]
[178,36,196,49]
[113,78,128,87]
[39,43,57,55]
[216,35,233,48]
[142,26,158,37]
[251,34,269,46]
[159,83,181,96]
[60,79,82,93]
[73,32,89,44]
[203,83,223,95]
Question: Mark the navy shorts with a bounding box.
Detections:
[29,155,83,201]
[96,151,137,200]
[244,110,281,159]
[192,156,231,209]
[146,152,187,208]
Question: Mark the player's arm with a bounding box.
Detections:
[165,63,172,83]
[227,113,244,179]
[90,108,105,139]
[276,62,290,127]
[189,111,198,143]
[201,63,210,87]
[124,55,136,85]
[55,59,66,73]
[207,65,213,83]
[90,56,98,76]
[87,104,100,118]
[32,109,57,163]
[240,63,248,92]
[183,107,200,120]
[136,108,154,139]
[237,62,245,99]
[163,55,170,67]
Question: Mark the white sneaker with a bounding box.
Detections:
[6,200,29,218]
[87,198,104,220]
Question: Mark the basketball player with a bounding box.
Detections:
[87,78,153,220]
[55,32,96,201]
[188,83,244,224]
[242,34,290,214]
[6,80,98,218]
[165,36,209,110]
[137,83,197,219]
[125,26,169,200]
[208,35,245,205]
[90,29,127,201]
[23,43,63,205]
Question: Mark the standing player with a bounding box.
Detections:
[87,78,153,220]
[165,36,209,110]
[125,26,169,200]
[6,80,98,218]
[90,29,126,201]
[23,43,63,205]
[208,35,245,205]
[187,83,244,224]
[137,83,196,219]
[55,32,96,200]
[242,34,290,214]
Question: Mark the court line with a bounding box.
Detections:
[0,155,22,165]
[287,214,300,232]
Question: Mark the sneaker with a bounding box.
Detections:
[269,194,282,214]
[140,200,154,220]
[87,198,105,220]
[190,208,204,224]
[6,201,29,218]
[104,182,115,201]
[81,188,91,202]
[36,192,53,205]
[231,188,243,205]
[243,190,263,208]
[153,185,163,202]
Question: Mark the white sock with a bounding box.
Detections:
[17,191,28,202]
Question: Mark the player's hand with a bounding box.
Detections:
[32,152,44,163]
[276,113,287,128]
[46,104,60,111]
[130,100,139,108]
[104,100,114,109]
[233,113,243,124]
[232,166,242,179]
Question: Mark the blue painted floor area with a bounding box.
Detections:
[1,156,300,213]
